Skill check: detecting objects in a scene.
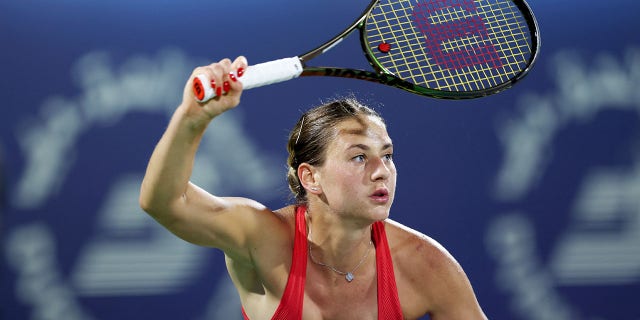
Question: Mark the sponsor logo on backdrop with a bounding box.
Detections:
[5,48,279,319]
[486,48,640,319]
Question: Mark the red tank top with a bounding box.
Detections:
[242,206,403,319]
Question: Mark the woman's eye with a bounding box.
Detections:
[384,154,393,161]
[353,155,366,162]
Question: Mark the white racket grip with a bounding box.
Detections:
[193,57,303,102]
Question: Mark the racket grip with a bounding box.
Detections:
[193,57,303,102]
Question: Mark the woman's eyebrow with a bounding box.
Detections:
[346,143,393,151]
[347,143,370,151]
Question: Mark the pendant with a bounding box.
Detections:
[345,272,354,282]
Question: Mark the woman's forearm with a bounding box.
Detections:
[139,104,212,217]
[140,56,247,225]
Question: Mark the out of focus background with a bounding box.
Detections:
[2,0,639,319]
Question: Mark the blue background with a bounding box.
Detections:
[2,1,639,319]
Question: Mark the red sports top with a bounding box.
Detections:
[242,206,403,319]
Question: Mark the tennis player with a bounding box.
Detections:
[140,57,487,320]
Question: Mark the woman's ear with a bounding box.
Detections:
[298,163,321,194]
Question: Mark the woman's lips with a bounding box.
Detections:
[370,188,389,203]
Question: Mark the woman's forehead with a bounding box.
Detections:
[332,116,390,143]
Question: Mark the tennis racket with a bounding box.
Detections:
[193,0,540,101]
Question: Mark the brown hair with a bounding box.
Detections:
[286,97,384,203]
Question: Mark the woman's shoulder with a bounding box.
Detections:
[229,198,297,224]
[384,219,472,314]
[383,219,465,288]
[383,219,451,261]
[225,201,298,248]
[273,204,298,227]
[255,204,300,240]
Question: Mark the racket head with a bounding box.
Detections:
[361,0,540,99]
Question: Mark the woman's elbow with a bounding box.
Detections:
[138,184,167,216]
[138,184,154,213]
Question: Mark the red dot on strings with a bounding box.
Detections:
[378,42,391,53]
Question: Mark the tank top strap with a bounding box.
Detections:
[372,221,403,319]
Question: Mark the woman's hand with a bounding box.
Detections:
[181,56,248,124]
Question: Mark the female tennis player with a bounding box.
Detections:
[139,56,487,320]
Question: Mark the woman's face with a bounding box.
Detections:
[314,115,396,221]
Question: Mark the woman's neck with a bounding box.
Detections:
[305,205,373,269]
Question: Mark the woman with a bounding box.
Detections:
[139,56,487,320]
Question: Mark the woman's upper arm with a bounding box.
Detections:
[392,226,487,320]
[421,241,488,320]
[150,181,274,261]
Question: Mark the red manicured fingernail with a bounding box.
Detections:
[229,72,237,82]
[216,87,222,97]
[223,81,231,93]
[237,68,245,77]
[210,79,216,88]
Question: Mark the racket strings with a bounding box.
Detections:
[481,1,530,76]
[365,0,533,92]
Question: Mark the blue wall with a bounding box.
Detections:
[2,1,639,319]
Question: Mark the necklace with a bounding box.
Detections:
[307,218,373,283]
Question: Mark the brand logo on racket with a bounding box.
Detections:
[412,0,503,70]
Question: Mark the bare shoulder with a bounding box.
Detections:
[236,203,298,257]
[220,197,293,227]
[384,219,487,319]
[188,196,295,262]
[383,219,460,283]
[225,199,296,244]
[272,204,297,221]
